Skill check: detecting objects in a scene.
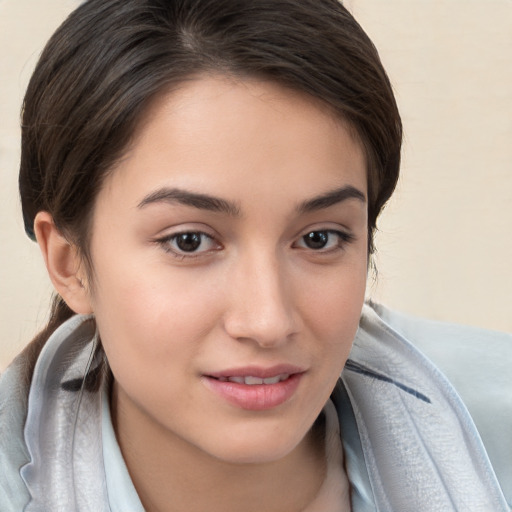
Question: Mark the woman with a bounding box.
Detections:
[0,0,510,510]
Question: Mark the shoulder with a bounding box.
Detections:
[0,353,32,510]
[369,303,512,440]
[364,302,512,508]
[0,315,100,511]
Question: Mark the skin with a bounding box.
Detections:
[36,75,367,512]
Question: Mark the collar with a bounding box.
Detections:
[102,382,145,512]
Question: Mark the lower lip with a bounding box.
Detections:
[202,373,303,411]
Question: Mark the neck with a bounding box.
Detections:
[111,384,327,512]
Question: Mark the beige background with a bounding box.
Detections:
[1,0,511,370]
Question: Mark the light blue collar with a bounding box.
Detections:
[102,383,145,512]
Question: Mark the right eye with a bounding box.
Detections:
[157,231,220,258]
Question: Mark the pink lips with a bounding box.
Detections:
[202,365,305,411]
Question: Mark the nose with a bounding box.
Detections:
[223,250,298,348]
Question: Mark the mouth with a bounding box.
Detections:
[213,374,291,385]
[202,367,305,411]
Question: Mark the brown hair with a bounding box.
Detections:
[19,0,402,366]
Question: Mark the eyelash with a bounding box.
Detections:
[155,228,355,260]
[156,231,220,259]
[293,229,355,253]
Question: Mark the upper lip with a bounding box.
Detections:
[206,364,306,379]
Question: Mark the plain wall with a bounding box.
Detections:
[1,0,511,370]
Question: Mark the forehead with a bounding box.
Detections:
[98,75,367,212]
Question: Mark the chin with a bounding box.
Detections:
[204,423,308,465]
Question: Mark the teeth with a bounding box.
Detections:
[224,374,290,385]
[228,376,246,384]
[245,376,264,385]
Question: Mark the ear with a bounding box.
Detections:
[34,211,93,315]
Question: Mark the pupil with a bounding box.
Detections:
[304,231,328,249]
[176,233,202,252]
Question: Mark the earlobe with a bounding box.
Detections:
[34,212,93,315]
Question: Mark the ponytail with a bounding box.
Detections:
[19,294,75,387]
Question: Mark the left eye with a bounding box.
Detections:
[161,232,218,254]
[296,230,349,251]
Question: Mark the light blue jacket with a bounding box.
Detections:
[1,304,510,511]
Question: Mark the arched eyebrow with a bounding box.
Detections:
[137,187,241,217]
[137,184,365,216]
[296,185,366,213]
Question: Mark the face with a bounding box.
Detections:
[86,76,368,464]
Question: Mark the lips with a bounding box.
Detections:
[202,366,305,411]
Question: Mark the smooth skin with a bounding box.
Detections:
[36,75,367,512]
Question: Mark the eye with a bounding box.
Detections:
[158,231,220,257]
[295,229,353,251]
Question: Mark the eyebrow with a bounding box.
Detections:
[137,184,365,216]
[297,185,366,213]
[137,187,241,216]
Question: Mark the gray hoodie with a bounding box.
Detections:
[1,304,510,511]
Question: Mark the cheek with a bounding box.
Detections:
[89,259,228,377]
[293,260,367,388]
[299,258,367,341]
[91,276,215,414]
